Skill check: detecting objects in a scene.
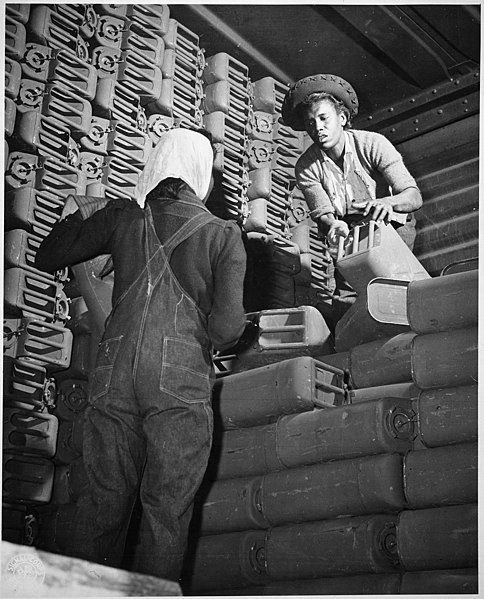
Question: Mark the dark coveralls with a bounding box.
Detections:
[35,192,247,580]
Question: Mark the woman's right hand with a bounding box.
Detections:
[327,220,350,245]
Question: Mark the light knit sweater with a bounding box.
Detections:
[295,128,420,219]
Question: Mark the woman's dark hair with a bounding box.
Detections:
[146,177,188,200]
[146,126,215,201]
[297,92,352,129]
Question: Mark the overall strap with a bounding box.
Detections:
[162,210,217,260]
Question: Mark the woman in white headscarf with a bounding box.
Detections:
[36,128,248,582]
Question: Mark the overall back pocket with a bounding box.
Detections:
[160,337,211,403]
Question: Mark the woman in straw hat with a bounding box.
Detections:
[282,74,422,322]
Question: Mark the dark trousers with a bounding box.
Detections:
[71,387,213,581]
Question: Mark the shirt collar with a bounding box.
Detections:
[316,130,353,167]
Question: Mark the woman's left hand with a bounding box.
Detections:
[361,198,394,223]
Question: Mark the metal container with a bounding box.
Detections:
[14,317,73,371]
[4,266,69,322]
[212,356,346,430]
[4,357,55,412]
[3,452,54,504]
[350,382,419,404]
[231,306,333,373]
[411,327,478,389]
[415,384,478,448]
[3,407,59,458]
[185,530,269,592]
[315,350,351,375]
[403,443,477,508]
[212,398,415,480]
[234,306,331,371]
[261,573,401,595]
[366,277,410,326]
[54,379,89,421]
[336,221,430,294]
[407,270,478,333]
[265,514,399,580]
[350,332,416,389]
[400,568,478,594]
[335,292,409,352]
[198,476,268,534]
[200,453,404,535]
[261,453,405,526]
[367,272,479,335]
[397,504,478,570]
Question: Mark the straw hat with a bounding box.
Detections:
[281,74,359,131]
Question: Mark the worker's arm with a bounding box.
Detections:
[361,132,423,223]
[208,222,248,351]
[359,187,422,223]
[34,200,124,274]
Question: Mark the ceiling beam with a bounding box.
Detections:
[185,4,294,85]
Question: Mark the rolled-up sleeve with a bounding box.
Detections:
[208,222,247,351]
[295,149,334,219]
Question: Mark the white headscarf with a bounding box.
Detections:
[135,128,214,209]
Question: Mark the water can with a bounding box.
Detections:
[212,356,346,430]
[403,442,477,508]
[185,530,269,592]
[265,514,399,580]
[415,384,478,448]
[396,503,477,570]
[411,327,478,389]
[212,397,415,480]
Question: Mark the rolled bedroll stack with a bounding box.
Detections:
[210,397,416,480]
[211,356,346,430]
[403,442,477,508]
[198,452,405,535]
[396,503,478,571]
[414,384,478,448]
